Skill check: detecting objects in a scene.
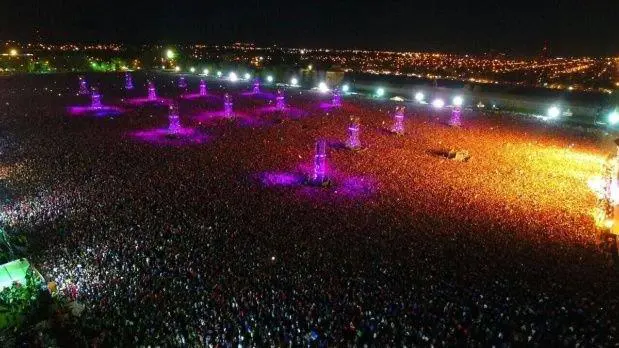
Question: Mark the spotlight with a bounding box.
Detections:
[174,66,181,72]
[202,68,209,76]
[189,67,196,73]
[165,49,175,59]
[318,82,329,93]
[290,77,299,86]
[376,88,385,97]
[266,75,274,83]
[547,105,561,119]
[609,110,619,125]
[244,73,251,80]
[217,71,223,77]
[229,72,238,82]
[432,98,445,109]
[342,84,350,93]
[453,96,464,107]
[414,92,425,102]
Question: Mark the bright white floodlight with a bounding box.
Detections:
[609,110,619,125]
[453,96,464,107]
[432,98,445,109]
[318,82,329,93]
[266,75,274,83]
[342,84,350,93]
[415,92,425,102]
[290,77,299,86]
[229,72,238,82]
[547,105,561,119]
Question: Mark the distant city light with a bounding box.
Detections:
[609,110,619,125]
[318,81,329,93]
[432,98,445,109]
[244,72,251,80]
[376,88,385,97]
[166,49,175,59]
[266,75,274,83]
[342,84,350,93]
[174,66,181,72]
[308,64,313,70]
[229,72,239,82]
[453,96,464,107]
[414,92,425,102]
[202,68,209,76]
[290,77,299,86]
[189,67,196,73]
[9,49,17,56]
[547,105,561,119]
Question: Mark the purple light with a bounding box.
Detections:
[125,72,134,90]
[129,128,210,146]
[178,75,187,89]
[147,81,157,101]
[449,107,462,127]
[391,106,405,135]
[332,88,342,107]
[223,93,234,118]
[252,79,260,94]
[259,171,304,187]
[78,76,89,95]
[91,88,102,109]
[311,139,328,185]
[168,102,181,134]
[346,117,361,150]
[275,89,286,110]
[199,79,207,96]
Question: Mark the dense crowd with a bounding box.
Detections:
[1,73,618,346]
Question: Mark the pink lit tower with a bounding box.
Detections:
[199,79,207,96]
[332,88,342,107]
[91,88,102,109]
[78,76,90,95]
[147,81,157,101]
[125,72,134,90]
[346,116,361,150]
[310,139,328,186]
[168,102,181,134]
[223,93,234,118]
[275,89,286,110]
[391,106,405,135]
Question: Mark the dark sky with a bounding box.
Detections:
[1,0,617,56]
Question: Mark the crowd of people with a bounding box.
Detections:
[0,73,618,346]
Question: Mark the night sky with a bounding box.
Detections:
[1,0,617,56]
